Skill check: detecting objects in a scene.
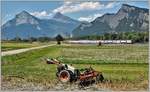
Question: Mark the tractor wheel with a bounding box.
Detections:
[58,70,71,83]
[96,73,104,83]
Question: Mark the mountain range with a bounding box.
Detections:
[2,11,80,39]
[73,4,149,37]
[1,4,149,39]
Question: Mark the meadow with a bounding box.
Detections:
[1,41,54,51]
[1,43,149,91]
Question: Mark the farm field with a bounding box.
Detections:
[1,41,56,51]
[1,43,149,91]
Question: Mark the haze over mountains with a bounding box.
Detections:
[1,4,149,40]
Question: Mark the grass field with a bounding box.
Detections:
[1,41,55,51]
[1,43,149,91]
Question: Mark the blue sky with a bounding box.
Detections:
[1,1,149,24]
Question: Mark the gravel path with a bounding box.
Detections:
[1,44,55,56]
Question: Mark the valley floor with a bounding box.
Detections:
[1,43,149,91]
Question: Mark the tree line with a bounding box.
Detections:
[4,31,148,43]
[8,34,64,44]
[73,31,149,43]
[10,37,54,42]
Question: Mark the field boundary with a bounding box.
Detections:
[1,44,55,56]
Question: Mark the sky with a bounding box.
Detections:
[1,1,149,24]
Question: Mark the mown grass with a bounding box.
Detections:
[74,64,148,81]
[2,45,61,85]
[60,44,148,64]
[1,44,149,90]
[1,42,54,51]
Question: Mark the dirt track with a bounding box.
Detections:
[1,44,55,56]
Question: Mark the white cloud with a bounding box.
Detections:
[78,17,92,22]
[53,2,104,14]
[30,11,52,18]
[53,1,120,14]
[78,13,103,22]
[106,2,115,8]
[64,1,73,5]
[29,2,119,19]
[106,2,121,9]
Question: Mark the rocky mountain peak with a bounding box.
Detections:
[121,4,138,12]
[53,12,71,21]
[52,12,79,24]
[53,12,64,18]
[16,10,31,18]
[120,4,148,13]
[73,4,149,37]
[15,11,39,25]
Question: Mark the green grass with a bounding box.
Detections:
[1,42,54,51]
[60,44,148,64]
[1,44,149,90]
[2,45,61,86]
[74,64,148,82]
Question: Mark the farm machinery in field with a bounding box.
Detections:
[45,58,104,85]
